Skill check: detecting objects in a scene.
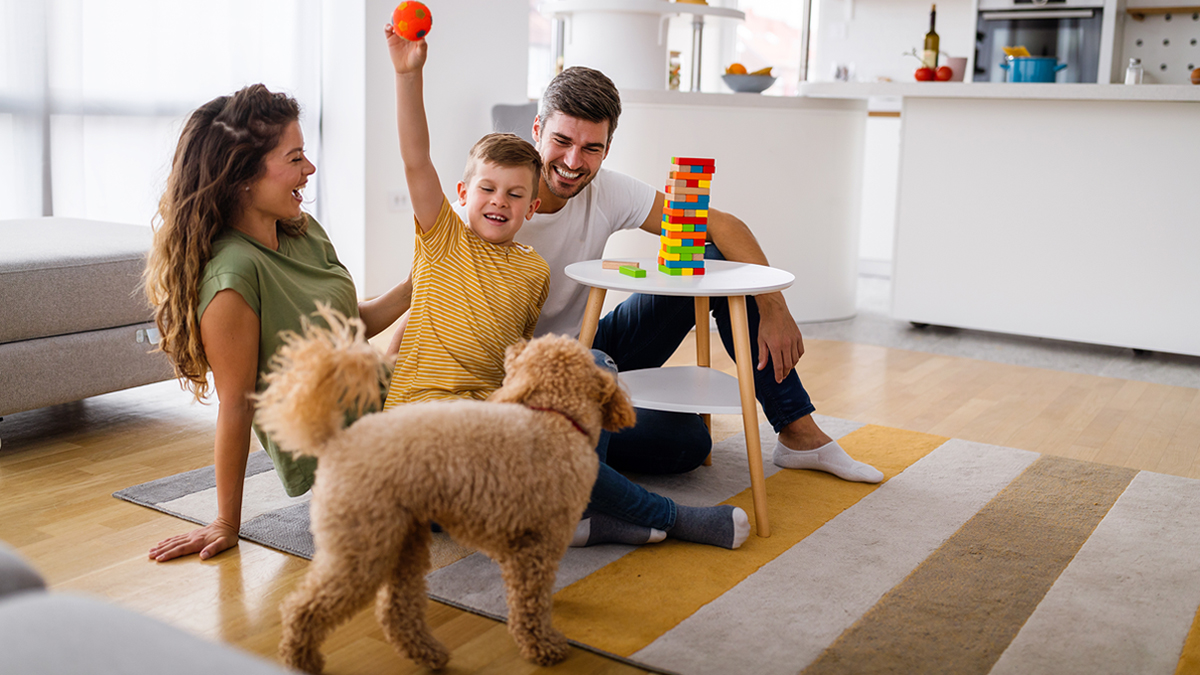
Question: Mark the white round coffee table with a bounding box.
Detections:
[565,258,795,537]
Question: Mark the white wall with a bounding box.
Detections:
[320,0,367,287]
[858,115,900,276]
[812,0,976,83]
[320,0,530,298]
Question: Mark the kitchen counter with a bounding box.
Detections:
[807,82,1200,356]
[622,89,867,110]
[799,82,1200,102]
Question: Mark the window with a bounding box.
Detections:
[0,0,321,225]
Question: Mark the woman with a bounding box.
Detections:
[144,85,411,562]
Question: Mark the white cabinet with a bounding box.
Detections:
[890,93,1200,356]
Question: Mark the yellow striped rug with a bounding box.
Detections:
[426,416,1200,675]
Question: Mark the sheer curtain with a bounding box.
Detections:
[0,0,322,226]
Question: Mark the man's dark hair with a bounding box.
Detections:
[538,67,621,147]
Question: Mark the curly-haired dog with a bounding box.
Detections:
[255,306,636,673]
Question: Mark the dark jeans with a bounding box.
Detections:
[586,245,817,528]
[589,350,678,530]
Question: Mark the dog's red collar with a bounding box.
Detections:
[525,406,588,437]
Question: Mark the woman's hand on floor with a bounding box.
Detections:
[149,518,240,562]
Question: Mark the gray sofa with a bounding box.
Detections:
[0,218,175,421]
[0,541,294,674]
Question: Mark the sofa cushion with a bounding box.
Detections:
[0,322,175,417]
[0,542,45,598]
[0,594,296,674]
[0,218,156,344]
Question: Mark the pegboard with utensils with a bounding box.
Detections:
[1121,9,1200,84]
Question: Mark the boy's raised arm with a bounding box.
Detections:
[385,24,442,232]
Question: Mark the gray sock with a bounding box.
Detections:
[668,505,751,550]
[570,510,667,547]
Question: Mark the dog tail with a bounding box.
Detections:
[254,303,392,457]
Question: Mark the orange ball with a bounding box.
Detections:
[392,1,432,41]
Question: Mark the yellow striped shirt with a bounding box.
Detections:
[383,197,549,408]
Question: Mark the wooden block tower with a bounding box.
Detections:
[659,156,714,276]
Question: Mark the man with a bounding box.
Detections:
[516,67,882,484]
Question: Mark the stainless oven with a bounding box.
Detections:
[974,0,1104,82]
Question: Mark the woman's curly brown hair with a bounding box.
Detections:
[144,84,307,400]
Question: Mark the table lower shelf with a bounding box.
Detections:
[618,366,744,415]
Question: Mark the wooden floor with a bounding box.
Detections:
[2,333,1198,674]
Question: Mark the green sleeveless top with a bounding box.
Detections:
[197,215,359,496]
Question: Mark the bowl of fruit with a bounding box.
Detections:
[722,64,776,93]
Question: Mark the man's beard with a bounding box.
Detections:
[542,163,594,200]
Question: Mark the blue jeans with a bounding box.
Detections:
[590,350,678,530]
[586,245,817,528]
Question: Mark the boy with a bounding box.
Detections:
[382,27,549,407]
[381,28,747,550]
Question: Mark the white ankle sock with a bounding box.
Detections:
[772,440,884,483]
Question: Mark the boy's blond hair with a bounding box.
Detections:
[462,133,542,200]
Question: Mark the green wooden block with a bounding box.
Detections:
[663,245,706,255]
[658,264,685,276]
[619,265,646,278]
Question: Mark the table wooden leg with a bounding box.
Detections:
[578,287,607,349]
[728,295,770,537]
[694,297,713,466]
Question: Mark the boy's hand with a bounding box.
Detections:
[385,23,427,74]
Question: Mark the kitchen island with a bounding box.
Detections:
[599,89,869,323]
[801,82,1200,357]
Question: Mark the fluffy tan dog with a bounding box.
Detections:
[256,306,636,672]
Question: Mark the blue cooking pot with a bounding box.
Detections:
[999,56,1068,83]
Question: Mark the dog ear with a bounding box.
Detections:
[504,339,529,373]
[491,340,534,404]
[600,371,638,432]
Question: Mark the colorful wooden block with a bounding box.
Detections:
[664,186,710,196]
[664,207,708,218]
[663,245,705,255]
[668,171,714,181]
[658,258,705,268]
[661,232,705,244]
[671,157,716,169]
[666,196,710,209]
[602,260,639,270]
[658,264,685,276]
[672,163,715,172]
[662,215,708,226]
[619,265,646,278]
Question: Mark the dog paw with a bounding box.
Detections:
[280,644,325,675]
[407,640,450,670]
[518,630,570,667]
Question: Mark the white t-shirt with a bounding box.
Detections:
[515,169,657,338]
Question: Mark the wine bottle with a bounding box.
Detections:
[923,4,939,70]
